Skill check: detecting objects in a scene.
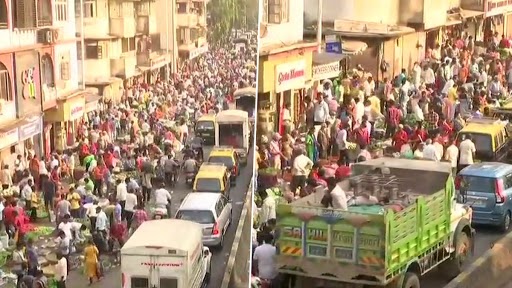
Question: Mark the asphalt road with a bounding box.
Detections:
[66,145,254,288]
[422,226,505,287]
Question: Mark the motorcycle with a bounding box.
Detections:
[185,172,196,188]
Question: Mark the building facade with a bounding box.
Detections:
[258,0,316,134]
[75,0,172,100]
[303,0,486,80]
[0,0,54,167]
[173,0,208,62]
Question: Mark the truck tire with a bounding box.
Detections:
[402,272,420,288]
[441,231,470,279]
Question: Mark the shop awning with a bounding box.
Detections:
[460,9,484,18]
[313,52,347,65]
[85,94,102,113]
[342,40,368,55]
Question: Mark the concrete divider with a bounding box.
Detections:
[220,180,253,288]
[443,230,512,288]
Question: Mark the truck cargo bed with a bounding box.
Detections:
[276,158,455,285]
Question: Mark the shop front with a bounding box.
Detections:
[0,126,20,168]
[43,93,86,152]
[483,0,512,40]
[18,116,43,158]
[258,44,315,134]
[14,50,42,117]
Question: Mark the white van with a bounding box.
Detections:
[121,219,212,288]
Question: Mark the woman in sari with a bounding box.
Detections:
[305,127,318,162]
[84,239,101,284]
[392,124,409,152]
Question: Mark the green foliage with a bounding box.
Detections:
[208,0,258,45]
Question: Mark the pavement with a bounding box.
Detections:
[64,145,254,288]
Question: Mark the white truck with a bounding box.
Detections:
[121,219,212,288]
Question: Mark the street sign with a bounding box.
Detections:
[326,42,342,54]
[325,34,342,54]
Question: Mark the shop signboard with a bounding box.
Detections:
[275,60,306,93]
[486,0,512,16]
[19,117,42,141]
[69,100,85,121]
[189,44,209,60]
[313,62,341,81]
[0,127,19,151]
[14,51,41,117]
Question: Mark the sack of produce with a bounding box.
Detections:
[257,168,279,189]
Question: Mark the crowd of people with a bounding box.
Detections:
[0,39,256,287]
[250,30,512,287]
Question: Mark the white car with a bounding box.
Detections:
[175,193,233,248]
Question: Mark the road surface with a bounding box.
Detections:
[66,145,254,288]
[423,226,505,287]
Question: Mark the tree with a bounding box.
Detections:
[207,0,258,45]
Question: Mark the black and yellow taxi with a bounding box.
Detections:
[206,146,239,185]
[195,114,216,144]
[457,118,512,163]
[193,163,231,198]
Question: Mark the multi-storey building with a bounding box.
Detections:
[0,0,54,165]
[76,0,172,96]
[173,0,208,62]
[258,0,317,134]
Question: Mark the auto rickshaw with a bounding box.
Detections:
[195,114,216,144]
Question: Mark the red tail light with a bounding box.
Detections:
[496,179,506,203]
[455,176,462,190]
[232,166,237,175]
[212,222,220,235]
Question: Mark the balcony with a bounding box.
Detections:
[136,51,170,69]
[110,18,136,38]
[177,13,199,27]
[111,54,137,78]
[0,29,38,50]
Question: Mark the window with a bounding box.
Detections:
[190,28,199,42]
[263,0,289,24]
[121,37,136,53]
[177,3,187,13]
[194,178,221,192]
[0,64,12,102]
[135,2,149,15]
[59,53,70,80]
[193,2,203,15]
[178,28,186,45]
[175,210,215,224]
[12,0,37,28]
[0,0,7,29]
[460,176,495,193]
[83,0,96,18]
[55,0,68,21]
[159,279,177,288]
[131,277,149,288]
[207,156,234,169]
[37,0,52,26]
[40,54,55,86]
[215,201,223,217]
[85,41,103,59]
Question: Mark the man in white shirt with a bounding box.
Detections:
[253,234,278,284]
[313,95,329,125]
[55,253,67,286]
[290,151,313,195]
[95,207,109,237]
[459,135,476,171]
[445,139,459,176]
[336,125,348,165]
[258,190,276,227]
[153,183,172,216]
[423,139,440,161]
[116,179,128,220]
[421,65,436,88]
[124,189,138,229]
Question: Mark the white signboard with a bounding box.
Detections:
[189,45,209,60]
[275,60,306,93]
[313,62,341,80]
